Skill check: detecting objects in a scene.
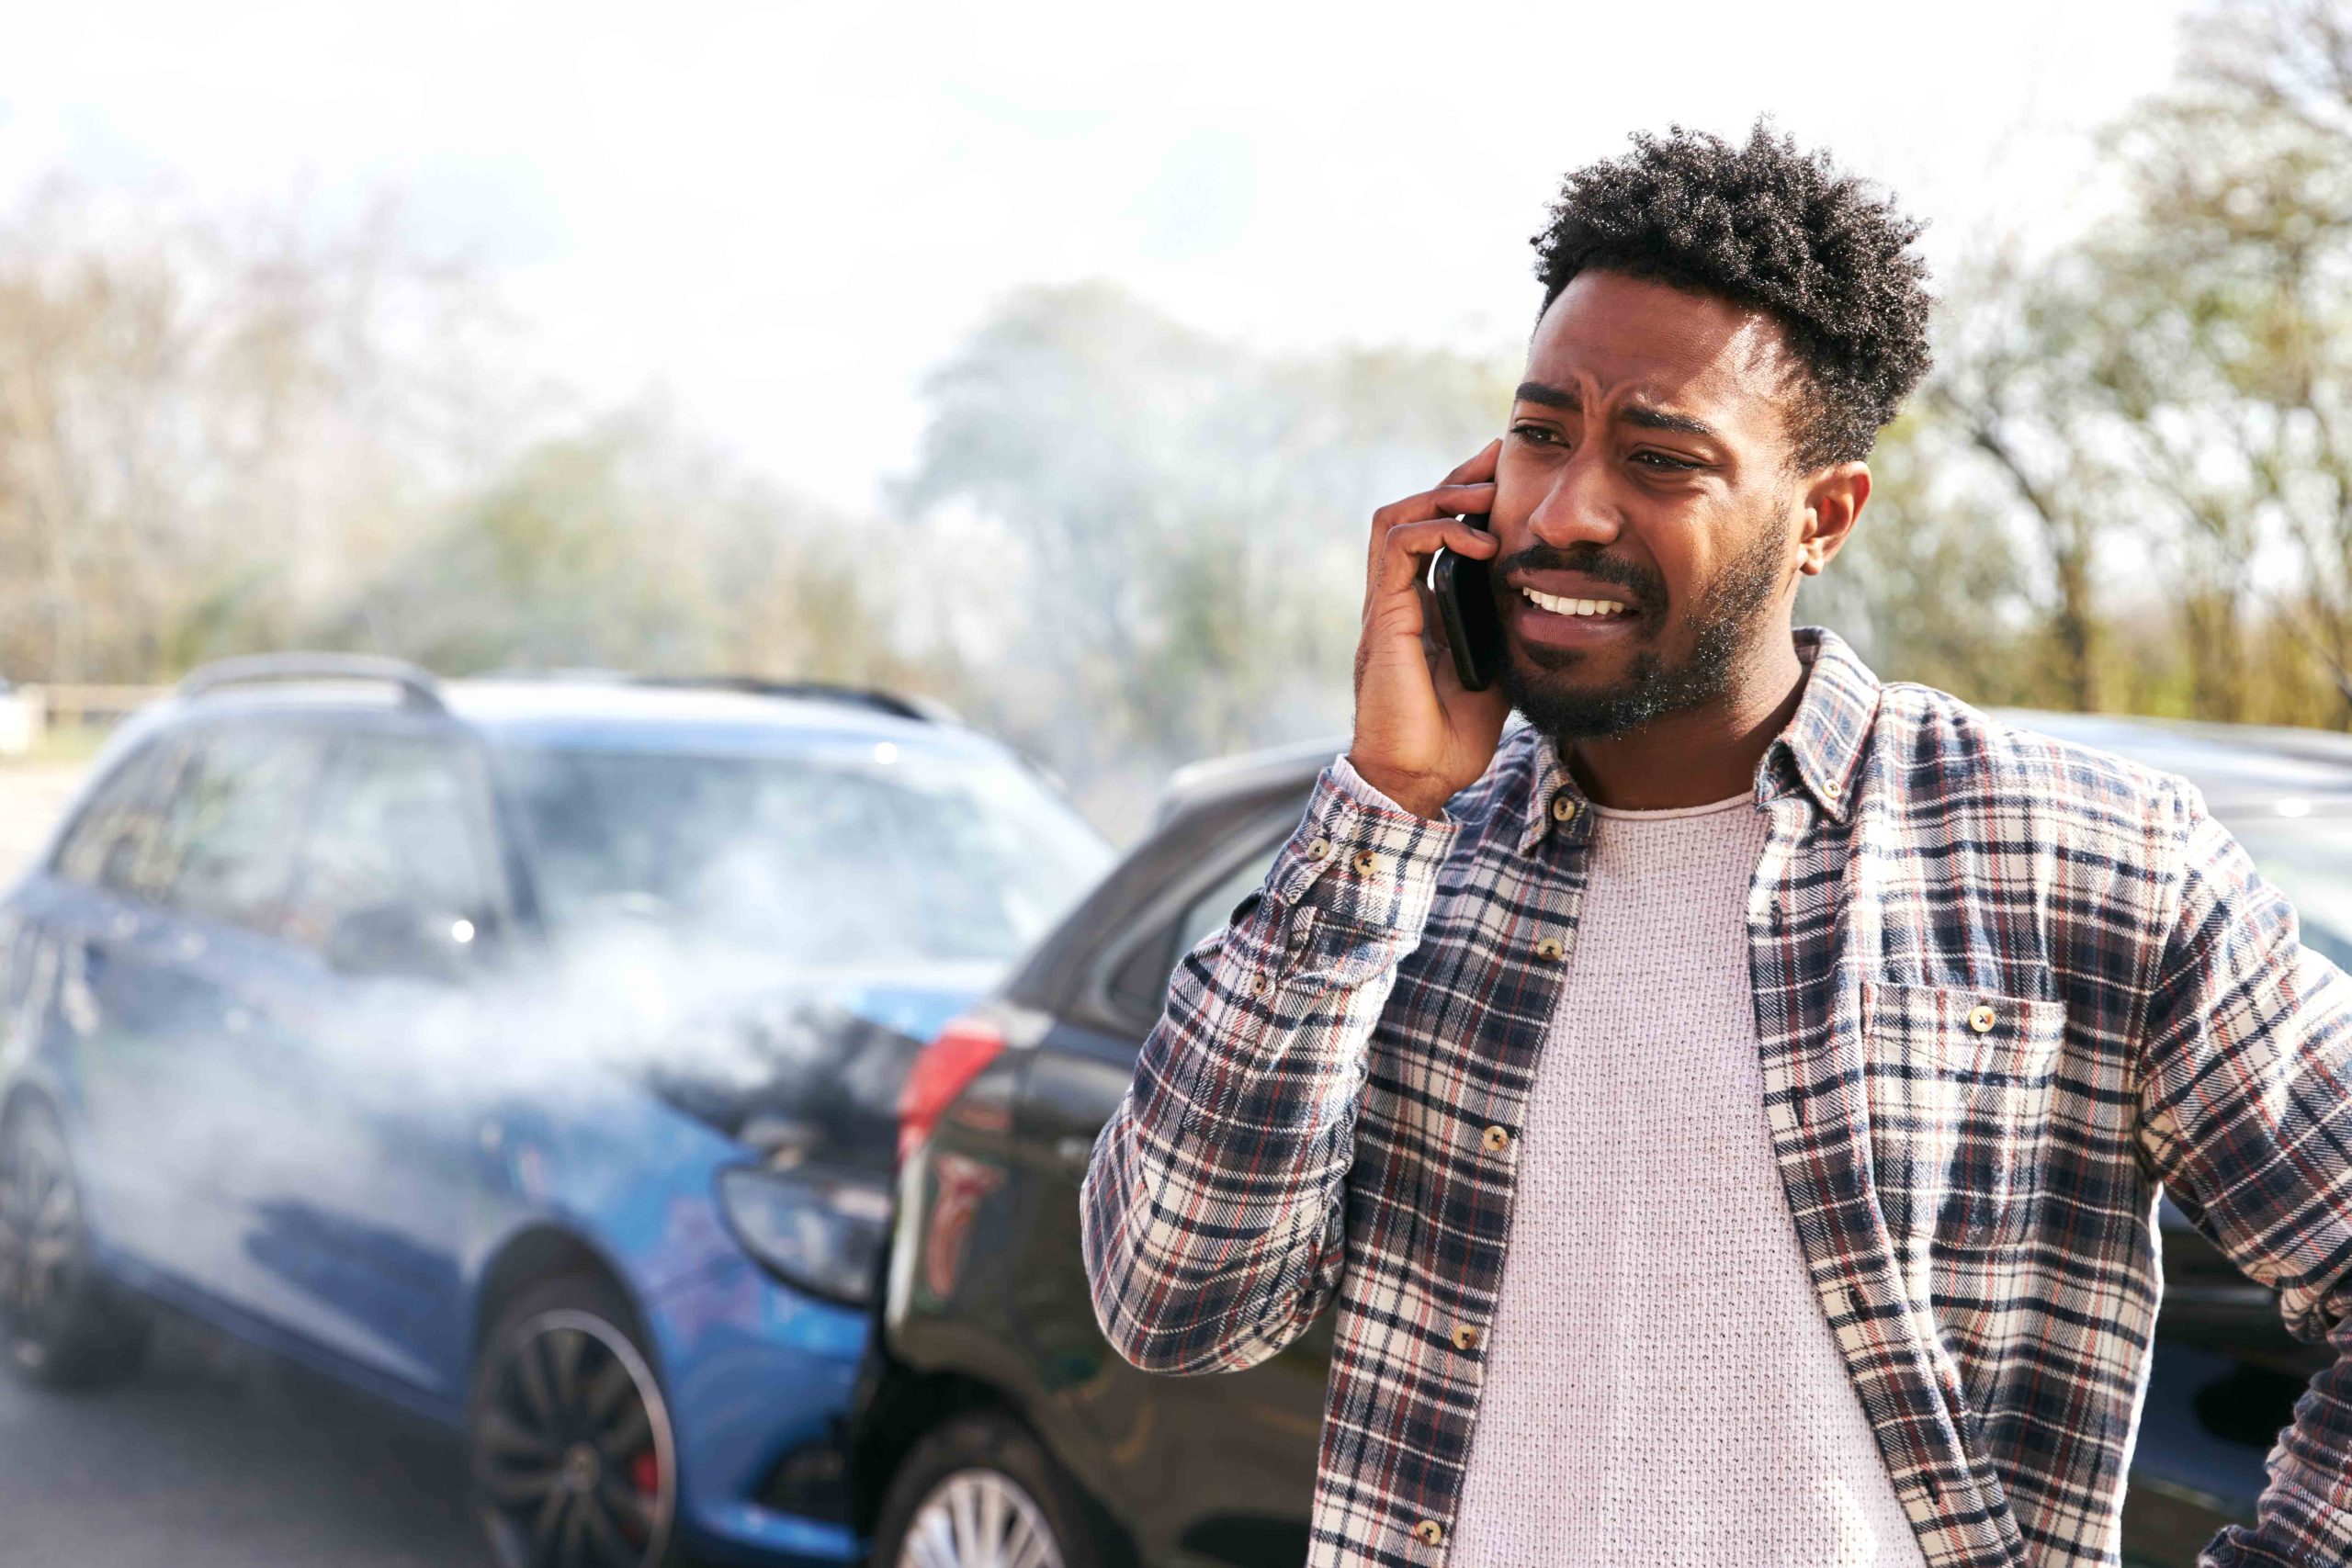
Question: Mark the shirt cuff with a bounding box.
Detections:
[1329,751,1455,827]
[1262,761,1461,937]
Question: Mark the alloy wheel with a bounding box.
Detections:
[896,1468,1067,1568]
[0,1108,80,1369]
[472,1307,675,1568]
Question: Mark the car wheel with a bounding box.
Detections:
[0,1097,148,1387]
[872,1410,1097,1568]
[468,1271,678,1568]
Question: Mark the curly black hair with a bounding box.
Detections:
[1532,123,1933,468]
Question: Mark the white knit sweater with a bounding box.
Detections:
[1444,790,1927,1568]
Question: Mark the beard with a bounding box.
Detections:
[1496,521,1787,744]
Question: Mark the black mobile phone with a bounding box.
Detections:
[1429,513,1504,692]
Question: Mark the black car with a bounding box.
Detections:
[861,714,2352,1568]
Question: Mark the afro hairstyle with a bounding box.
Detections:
[1531,122,1933,468]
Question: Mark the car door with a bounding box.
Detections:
[29,733,216,1275]
[127,720,338,1314]
[231,722,513,1394]
[1014,807,1334,1568]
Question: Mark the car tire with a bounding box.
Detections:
[871,1409,1099,1568]
[467,1269,679,1568]
[0,1096,149,1388]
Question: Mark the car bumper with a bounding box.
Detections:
[644,1250,873,1563]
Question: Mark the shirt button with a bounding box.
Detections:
[1481,1124,1510,1152]
[1551,794,1577,823]
[1967,1003,1997,1033]
[1534,936,1563,961]
[1250,974,1272,997]
[1451,1323,1479,1351]
[1306,836,1333,862]
[1413,1520,1445,1546]
[1352,850,1380,876]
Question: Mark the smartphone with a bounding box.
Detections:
[1429,513,1504,692]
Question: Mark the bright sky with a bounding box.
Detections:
[0,0,2197,513]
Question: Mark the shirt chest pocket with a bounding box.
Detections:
[1860,981,2067,1252]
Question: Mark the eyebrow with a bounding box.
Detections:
[1512,380,1723,442]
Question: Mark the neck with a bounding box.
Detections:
[1564,628,1807,811]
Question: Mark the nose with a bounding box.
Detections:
[1523,447,1623,551]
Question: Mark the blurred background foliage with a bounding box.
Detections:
[2,0,2348,832]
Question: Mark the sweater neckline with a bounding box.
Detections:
[1583,790,1756,822]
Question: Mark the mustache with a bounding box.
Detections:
[1494,544,1666,615]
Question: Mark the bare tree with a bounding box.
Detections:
[1907,0,2352,725]
[0,184,519,682]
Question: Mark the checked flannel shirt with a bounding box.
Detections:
[1080,626,2352,1568]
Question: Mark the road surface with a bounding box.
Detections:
[0,1313,484,1568]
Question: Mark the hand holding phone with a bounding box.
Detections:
[1346,442,1510,820]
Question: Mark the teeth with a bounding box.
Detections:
[1521,586,1629,617]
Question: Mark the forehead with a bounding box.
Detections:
[1525,269,1793,437]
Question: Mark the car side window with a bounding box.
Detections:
[154,727,328,933]
[1173,840,1285,959]
[52,739,184,897]
[1105,827,1288,1026]
[281,734,500,951]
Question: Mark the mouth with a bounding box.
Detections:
[1507,581,1644,649]
[1517,585,1632,620]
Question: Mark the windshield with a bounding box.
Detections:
[2221,814,2352,974]
[498,742,1112,966]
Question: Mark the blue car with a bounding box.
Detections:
[0,655,1112,1568]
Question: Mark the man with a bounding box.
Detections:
[1080,125,2352,1568]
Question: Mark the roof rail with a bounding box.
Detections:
[1156,734,1345,823]
[631,675,958,726]
[1162,734,1344,795]
[178,654,447,712]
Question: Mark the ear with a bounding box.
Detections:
[1795,462,1870,576]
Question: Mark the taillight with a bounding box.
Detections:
[897,1015,1006,1165]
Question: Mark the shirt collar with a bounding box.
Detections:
[1512,625,1883,854]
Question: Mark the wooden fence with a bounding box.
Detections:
[0,683,169,754]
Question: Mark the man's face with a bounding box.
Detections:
[1488,268,1810,742]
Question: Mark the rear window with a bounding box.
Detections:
[160,728,326,932]
[497,742,1112,966]
[56,725,326,936]
[53,739,183,896]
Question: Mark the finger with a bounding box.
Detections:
[1369,480,1498,537]
[1375,518,1499,598]
[1438,437,1503,490]
[1416,578,1453,671]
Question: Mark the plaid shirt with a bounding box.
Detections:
[1081,627,2352,1568]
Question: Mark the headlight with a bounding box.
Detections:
[717,1165,893,1305]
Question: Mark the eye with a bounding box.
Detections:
[1509,422,1564,446]
[1632,449,1699,472]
